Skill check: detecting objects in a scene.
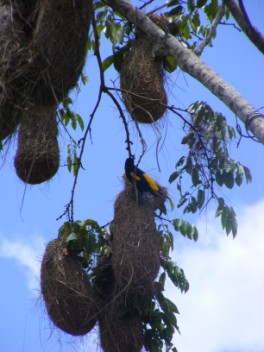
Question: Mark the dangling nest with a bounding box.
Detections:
[120,35,167,124]
[14,104,59,184]
[110,177,162,306]
[0,1,30,140]
[41,238,99,336]
[0,0,92,142]
[21,0,92,105]
[119,13,178,124]
[93,246,144,351]
[99,305,144,352]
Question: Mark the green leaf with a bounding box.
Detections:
[66,232,78,242]
[73,156,80,176]
[165,5,184,17]
[191,167,200,186]
[167,0,179,7]
[163,55,178,73]
[216,171,224,186]
[113,49,126,72]
[169,171,180,183]
[76,114,85,131]
[159,272,166,290]
[58,221,72,238]
[105,19,118,45]
[67,145,72,173]
[191,11,200,30]
[205,0,219,22]
[102,55,114,71]
[181,132,195,146]
[197,0,208,7]
[235,164,244,186]
[244,166,252,183]
[167,0,180,7]
[173,219,199,241]
[222,171,234,189]
[176,156,186,167]
[215,199,238,237]
[187,0,195,12]
[161,258,190,292]
[197,189,205,209]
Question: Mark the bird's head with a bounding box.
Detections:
[125,157,135,169]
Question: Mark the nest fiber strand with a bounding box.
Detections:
[41,239,98,336]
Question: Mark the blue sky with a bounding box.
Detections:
[1,2,264,352]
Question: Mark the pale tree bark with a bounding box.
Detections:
[105,0,264,145]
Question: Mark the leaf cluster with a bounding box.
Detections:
[169,101,252,237]
[58,219,110,274]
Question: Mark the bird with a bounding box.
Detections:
[125,157,164,197]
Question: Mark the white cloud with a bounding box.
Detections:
[0,234,46,292]
[169,200,264,352]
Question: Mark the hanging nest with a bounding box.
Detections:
[0,1,31,140]
[21,0,92,105]
[99,306,144,352]
[120,35,167,124]
[0,0,92,142]
[41,238,99,336]
[14,104,59,184]
[110,176,162,306]
[119,13,178,124]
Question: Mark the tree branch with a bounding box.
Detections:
[224,0,264,55]
[105,0,264,145]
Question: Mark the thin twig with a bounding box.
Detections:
[105,89,133,156]
[195,3,226,56]
[57,8,104,222]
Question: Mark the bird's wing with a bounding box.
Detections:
[142,173,159,192]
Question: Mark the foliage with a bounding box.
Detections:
[169,101,252,237]
[58,219,110,274]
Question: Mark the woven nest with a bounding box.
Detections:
[41,238,99,336]
[119,13,177,124]
[21,0,92,105]
[99,307,144,352]
[14,104,60,184]
[0,1,31,140]
[110,177,162,305]
[0,0,91,142]
[120,35,167,124]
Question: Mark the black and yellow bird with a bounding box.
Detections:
[125,157,164,197]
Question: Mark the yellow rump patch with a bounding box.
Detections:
[143,173,159,192]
